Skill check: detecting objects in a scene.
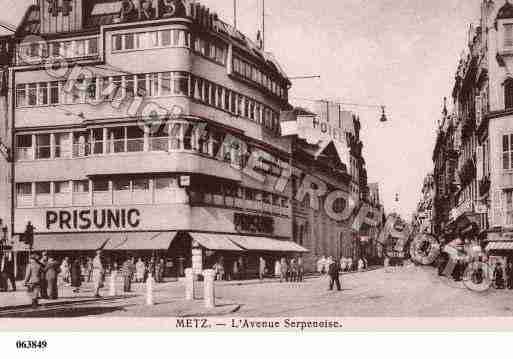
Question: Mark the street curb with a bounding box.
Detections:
[0,295,135,312]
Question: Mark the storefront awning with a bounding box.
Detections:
[26,234,110,252]
[486,242,513,251]
[105,232,177,250]
[226,235,309,253]
[190,232,244,251]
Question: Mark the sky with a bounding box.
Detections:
[2,0,484,220]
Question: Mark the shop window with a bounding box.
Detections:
[89,38,98,55]
[183,123,194,150]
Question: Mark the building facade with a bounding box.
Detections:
[432,1,513,257]
[0,0,381,276]
[412,173,435,235]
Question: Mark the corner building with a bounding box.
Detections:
[2,0,379,277]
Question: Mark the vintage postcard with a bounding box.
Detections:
[1,0,513,337]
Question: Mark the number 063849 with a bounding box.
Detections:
[16,340,48,350]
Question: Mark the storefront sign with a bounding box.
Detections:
[45,209,141,231]
[234,213,274,234]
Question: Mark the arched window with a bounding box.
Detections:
[505,79,513,109]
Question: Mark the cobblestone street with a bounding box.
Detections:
[2,266,513,318]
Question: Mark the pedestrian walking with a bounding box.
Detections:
[0,250,16,292]
[316,256,324,275]
[297,256,304,282]
[232,259,239,281]
[135,258,145,283]
[290,258,298,282]
[507,262,513,290]
[121,257,135,292]
[280,257,288,283]
[24,254,43,308]
[92,250,105,298]
[347,257,353,272]
[328,257,341,291]
[259,257,266,281]
[45,256,60,300]
[155,258,165,283]
[217,257,225,281]
[340,257,347,273]
[494,263,505,289]
[60,257,70,284]
[274,259,281,279]
[358,258,365,272]
[70,257,82,293]
[39,251,49,299]
[148,257,156,279]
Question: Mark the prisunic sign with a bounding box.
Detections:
[46,209,141,230]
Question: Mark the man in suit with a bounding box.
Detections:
[39,251,49,299]
[328,257,341,291]
[1,250,16,292]
[24,254,43,308]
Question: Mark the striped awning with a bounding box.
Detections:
[486,241,513,251]
[190,232,244,252]
[227,235,309,253]
[105,232,177,251]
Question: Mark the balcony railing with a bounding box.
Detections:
[150,137,168,152]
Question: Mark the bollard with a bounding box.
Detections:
[146,275,154,306]
[109,270,117,297]
[185,268,194,300]
[203,269,216,309]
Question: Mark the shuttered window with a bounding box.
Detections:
[505,24,513,47]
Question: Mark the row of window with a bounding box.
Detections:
[15,122,285,179]
[16,178,290,214]
[16,37,99,64]
[15,71,281,133]
[111,30,228,66]
[233,56,286,100]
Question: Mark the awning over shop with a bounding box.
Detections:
[189,232,244,251]
[226,235,309,253]
[27,234,109,252]
[486,242,513,251]
[105,232,177,250]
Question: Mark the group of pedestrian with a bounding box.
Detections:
[23,252,63,307]
[275,257,304,282]
[492,262,513,290]
[316,256,368,276]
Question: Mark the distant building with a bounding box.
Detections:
[413,173,435,235]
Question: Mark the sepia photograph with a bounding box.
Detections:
[1,0,513,335]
